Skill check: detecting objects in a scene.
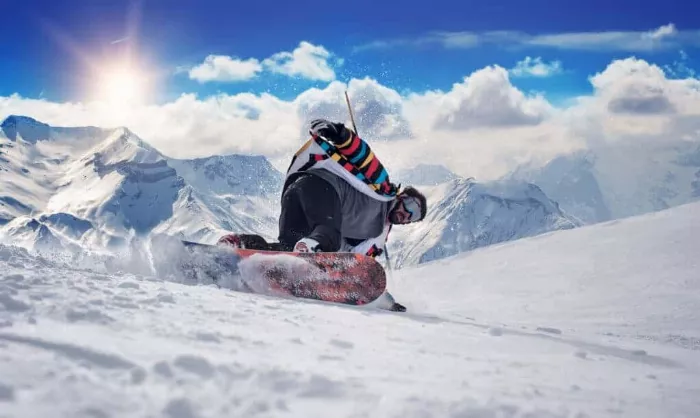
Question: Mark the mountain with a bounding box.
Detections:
[0,115,284,252]
[0,116,114,225]
[388,177,580,267]
[1,200,698,417]
[1,115,587,266]
[1,115,107,144]
[154,154,283,242]
[508,139,700,224]
[393,163,461,186]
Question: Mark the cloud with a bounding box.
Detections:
[295,77,412,140]
[263,42,336,81]
[0,92,299,160]
[556,57,700,148]
[588,57,700,115]
[3,57,700,182]
[356,24,700,53]
[426,65,553,129]
[510,57,563,78]
[643,23,677,40]
[189,55,263,82]
[352,32,476,52]
[523,26,682,52]
[188,42,337,83]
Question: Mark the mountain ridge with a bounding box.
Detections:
[1,115,653,267]
[507,139,700,224]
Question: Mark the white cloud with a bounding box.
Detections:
[0,93,299,160]
[188,55,263,82]
[510,57,563,78]
[588,57,700,116]
[356,24,700,53]
[263,41,336,81]
[643,23,677,40]
[430,31,482,49]
[524,26,681,52]
[295,78,411,140]
[557,57,700,147]
[427,65,553,130]
[188,42,337,83]
[3,57,700,182]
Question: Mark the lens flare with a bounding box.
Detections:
[97,67,147,106]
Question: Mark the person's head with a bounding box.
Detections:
[388,186,427,225]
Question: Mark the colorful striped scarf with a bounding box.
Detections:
[313,133,399,198]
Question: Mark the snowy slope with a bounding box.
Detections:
[509,139,700,224]
[0,201,698,417]
[389,178,580,267]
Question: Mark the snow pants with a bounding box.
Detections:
[277,173,342,252]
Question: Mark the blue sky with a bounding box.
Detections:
[2,0,699,106]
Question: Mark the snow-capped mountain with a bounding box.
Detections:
[1,115,587,266]
[394,163,461,186]
[508,139,700,224]
[388,177,580,267]
[0,115,283,252]
[0,116,113,225]
[155,155,283,242]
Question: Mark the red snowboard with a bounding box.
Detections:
[181,241,387,306]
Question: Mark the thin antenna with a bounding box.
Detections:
[344,91,358,135]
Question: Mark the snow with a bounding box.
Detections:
[1,201,698,417]
[0,116,282,251]
[509,138,700,224]
[389,178,579,267]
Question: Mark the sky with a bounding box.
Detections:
[1,0,700,179]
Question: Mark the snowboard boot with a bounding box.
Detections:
[377,291,407,312]
[389,302,407,312]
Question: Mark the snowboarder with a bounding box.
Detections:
[218,118,428,311]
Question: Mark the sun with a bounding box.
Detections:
[86,57,160,118]
[96,67,147,106]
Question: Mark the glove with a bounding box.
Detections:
[293,237,322,253]
[217,234,242,248]
[217,234,269,250]
[309,119,350,144]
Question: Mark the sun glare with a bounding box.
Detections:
[96,67,147,107]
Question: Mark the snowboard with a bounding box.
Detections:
[179,241,387,306]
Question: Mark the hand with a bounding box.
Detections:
[309,119,350,144]
[217,234,242,248]
[217,234,269,250]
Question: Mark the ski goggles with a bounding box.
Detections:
[401,196,422,223]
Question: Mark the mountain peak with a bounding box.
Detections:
[1,115,50,142]
[390,177,579,267]
[1,114,41,125]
